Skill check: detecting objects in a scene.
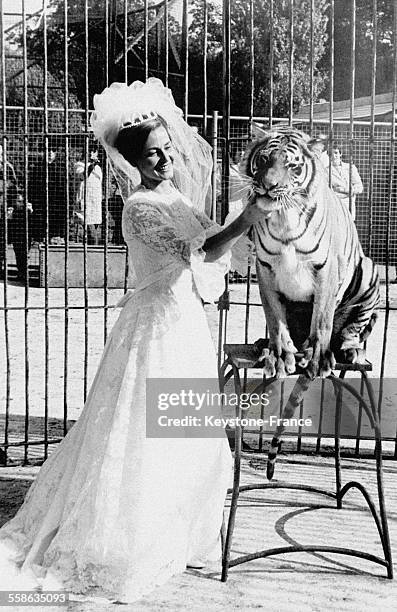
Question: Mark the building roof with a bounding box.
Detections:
[296,92,396,123]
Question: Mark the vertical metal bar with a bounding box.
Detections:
[104,0,110,343]
[83,0,89,402]
[124,0,128,83]
[222,0,231,223]
[309,0,314,133]
[368,0,377,257]
[315,379,325,453]
[182,0,189,119]
[218,0,231,375]
[348,0,356,219]
[288,0,294,126]
[245,0,254,351]
[211,110,218,222]
[217,304,224,374]
[243,266,251,345]
[164,0,169,87]
[43,0,50,460]
[22,0,30,464]
[144,0,148,80]
[386,0,397,456]
[354,376,365,456]
[109,0,116,82]
[269,0,274,128]
[328,0,335,184]
[63,0,70,435]
[297,399,303,453]
[334,376,343,505]
[203,0,208,137]
[248,0,254,129]
[0,0,10,465]
[157,12,161,74]
[124,244,128,294]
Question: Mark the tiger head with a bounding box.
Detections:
[240,126,321,214]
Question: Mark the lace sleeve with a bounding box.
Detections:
[190,208,218,231]
[122,198,205,263]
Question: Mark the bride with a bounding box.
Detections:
[0,78,266,603]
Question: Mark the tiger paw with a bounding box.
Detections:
[284,351,296,374]
[319,349,336,377]
[296,346,313,369]
[257,349,289,378]
[337,346,366,364]
[258,348,277,377]
[305,351,335,378]
[300,340,335,378]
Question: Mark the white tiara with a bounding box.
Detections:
[120,110,158,130]
[91,78,213,214]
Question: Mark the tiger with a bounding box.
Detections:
[238,125,379,479]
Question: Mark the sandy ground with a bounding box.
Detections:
[0,270,397,610]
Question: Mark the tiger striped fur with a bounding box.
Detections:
[239,125,379,479]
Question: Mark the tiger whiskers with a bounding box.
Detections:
[222,174,253,186]
[227,185,253,199]
[276,192,306,215]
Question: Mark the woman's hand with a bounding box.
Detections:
[202,194,271,262]
[241,193,273,225]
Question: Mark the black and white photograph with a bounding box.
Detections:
[0,1,396,610]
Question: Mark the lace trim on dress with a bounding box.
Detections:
[122,195,207,264]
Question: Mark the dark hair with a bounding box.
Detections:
[114,116,168,166]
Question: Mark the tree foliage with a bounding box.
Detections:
[4,0,395,117]
[188,0,330,117]
[323,0,395,100]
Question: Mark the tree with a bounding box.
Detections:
[7,0,184,113]
[188,0,330,117]
[320,0,394,101]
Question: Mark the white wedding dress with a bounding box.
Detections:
[0,186,232,602]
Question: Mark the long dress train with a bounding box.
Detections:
[0,186,232,602]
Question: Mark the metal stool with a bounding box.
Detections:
[219,342,393,581]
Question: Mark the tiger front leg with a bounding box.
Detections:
[304,274,338,379]
[257,270,298,378]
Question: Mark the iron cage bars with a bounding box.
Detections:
[0,0,396,463]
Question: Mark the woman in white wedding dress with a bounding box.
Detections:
[0,79,265,603]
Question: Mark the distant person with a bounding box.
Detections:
[330,147,363,222]
[108,174,124,245]
[28,151,46,243]
[8,194,33,282]
[75,147,103,244]
[0,144,32,281]
[0,144,18,275]
[48,147,67,242]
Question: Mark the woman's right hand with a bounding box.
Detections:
[241,193,273,225]
[203,192,273,262]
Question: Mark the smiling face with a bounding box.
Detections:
[135,125,174,188]
[331,148,342,166]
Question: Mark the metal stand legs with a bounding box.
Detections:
[219,344,393,582]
